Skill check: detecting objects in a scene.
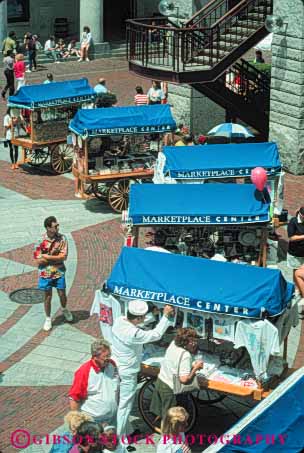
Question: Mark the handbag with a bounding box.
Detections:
[172,350,201,395]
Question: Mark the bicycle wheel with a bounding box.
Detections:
[194,388,226,405]
[138,379,198,433]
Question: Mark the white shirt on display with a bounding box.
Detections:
[234,319,281,378]
[90,290,122,344]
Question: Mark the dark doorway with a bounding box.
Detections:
[104,0,135,42]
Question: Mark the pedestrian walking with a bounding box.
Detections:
[2,50,15,98]
[49,411,93,453]
[13,53,26,90]
[2,31,17,56]
[78,26,92,62]
[3,108,19,169]
[34,216,73,331]
[24,32,37,72]
[287,207,304,317]
[134,86,148,106]
[69,339,119,424]
[44,73,54,84]
[156,407,191,453]
[111,299,175,437]
[147,80,165,105]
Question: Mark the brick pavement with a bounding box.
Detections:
[0,57,304,453]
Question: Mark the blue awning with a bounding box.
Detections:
[128,183,270,225]
[8,78,95,109]
[204,367,304,452]
[105,247,294,318]
[162,142,281,179]
[69,104,176,136]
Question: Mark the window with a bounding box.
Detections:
[8,0,30,23]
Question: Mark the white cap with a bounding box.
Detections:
[128,299,149,316]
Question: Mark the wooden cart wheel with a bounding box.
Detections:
[50,143,74,174]
[194,388,226,405]
[92,182,110,200]
[27,148,49,167]
[107,178,131,213]
[138,378,198,433]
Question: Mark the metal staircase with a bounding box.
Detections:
[193,58,270,138]
[126,0,272,136]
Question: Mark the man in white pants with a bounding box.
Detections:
[112,299,174,438]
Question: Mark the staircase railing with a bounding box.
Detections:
[126,0,271,74]
[186,0,229,28]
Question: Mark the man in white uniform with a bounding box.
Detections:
[112,299,174,437]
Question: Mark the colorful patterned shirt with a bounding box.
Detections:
[35,233,68,279]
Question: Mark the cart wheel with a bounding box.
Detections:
[108,179,130,213]
[51,143,74,174]
[27,148,49,167]
[194,388,226,405]
[138,379,197,433]
[92,182,110,200]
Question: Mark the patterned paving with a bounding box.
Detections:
[0,57,304,453]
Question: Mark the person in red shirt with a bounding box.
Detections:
[14,53,26,91]
[134,86,148,106]
[69,339,119,424]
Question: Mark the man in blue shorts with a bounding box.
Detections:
[34,216,73,331]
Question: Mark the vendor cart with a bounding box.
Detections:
[69,105,176,212]
[104,247,297,433]
[125,183,271,266]
[154,142,285,221]
[8,79,96,174]
[204,366,304,452]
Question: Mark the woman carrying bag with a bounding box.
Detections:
[3,108,19,169]
[150,328,204,420]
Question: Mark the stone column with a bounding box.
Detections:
[0,0,7,43]
[80,0,102,42]
[269,0,304,174]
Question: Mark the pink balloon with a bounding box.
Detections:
[250,167,268,191]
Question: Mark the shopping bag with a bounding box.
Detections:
[172,350,201,395]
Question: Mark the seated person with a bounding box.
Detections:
[145,230,171,253]
[49,411,93,453]
[55,38,66,58]
[44,35,60,62]
[69,421,103,453]
[64,39,80,58]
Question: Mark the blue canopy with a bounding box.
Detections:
[69,104,176,137]
[106,247,294,318]
[162,142,281,179]
[204,367,304,452]
[128,183,270,225]
[8,78,95,109]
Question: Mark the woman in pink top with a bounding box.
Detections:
[14,54,26,91]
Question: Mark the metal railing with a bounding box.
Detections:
[126,0,272,72]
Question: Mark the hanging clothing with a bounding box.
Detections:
[90,291,122,344]
[211,314,239,343]
[234,319,280,379]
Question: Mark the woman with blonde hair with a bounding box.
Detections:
[49,411,93,453]
[157,406,191,453]
[13,53,26,90]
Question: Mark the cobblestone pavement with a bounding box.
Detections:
[0,58,304,453]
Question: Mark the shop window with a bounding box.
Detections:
[8,0,30,23]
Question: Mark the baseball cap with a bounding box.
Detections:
[128,299,149,316]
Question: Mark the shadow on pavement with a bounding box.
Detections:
[52,309,90,327]
[19,163,57,176]
[84,198,115,214]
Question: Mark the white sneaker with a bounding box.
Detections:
[62,308,73,322]
[55,61,60,64]
[26,69,32,73]
[75,192,82,198]
[86,58,90,62]
[78,58,83,62]
[43,317,52,331]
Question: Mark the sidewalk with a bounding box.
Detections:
[0,58,304,453]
